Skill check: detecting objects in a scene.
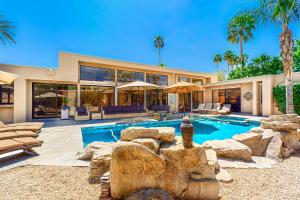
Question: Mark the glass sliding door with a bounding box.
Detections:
[32,83,77,118]
[179,93,191,112]
[118,90,144,106]
[218,88,241,112]
[146,90,167,109]
[192,91,203,109]
[80,86,115,111]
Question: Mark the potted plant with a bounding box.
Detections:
[61,97,70,120]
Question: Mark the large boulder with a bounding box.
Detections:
[265,132,283,160]
[110,142,166,199]
[204,139,252,161]
[233,129,275,156]
[131,138,160,153]
[181,179,219,200]
[120,127,160,141]
[120,126,175,143]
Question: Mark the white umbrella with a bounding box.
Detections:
[117,81,162,116]
[0,70,19,85]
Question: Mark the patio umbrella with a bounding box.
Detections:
[0,70,19,85]
[117,81,162,116]
[166,81,202,115]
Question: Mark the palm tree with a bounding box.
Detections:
[228,12,256,65]
[0,15,15,45]
[213,54,223,71]
[154,35,164,66]
[223,50,235,74]
[255,0,300,114]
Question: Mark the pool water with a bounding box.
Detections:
[81,117,260,147]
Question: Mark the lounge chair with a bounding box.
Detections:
[218,104,231,115]
[0,131,38,140]
[0,137,43,156]
[91,107,102,120]
[74,106,90,121]
[0,122,44,133]
[192,103,205,113]
[207,103,222,114]
[199,103,213,114]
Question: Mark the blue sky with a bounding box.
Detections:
[1,0,300,73]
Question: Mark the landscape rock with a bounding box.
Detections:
[206,149,220,170]
[181,179,219,200]
[216,168,233,183]
[265,132,283,160]
[131,138,160,153]
[120,127,160,141]
[152,127,176,142]
[125,188,174,200]
[204,139,252,161]
[110,142,166,199]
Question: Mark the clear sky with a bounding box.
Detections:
[1,0,300,73]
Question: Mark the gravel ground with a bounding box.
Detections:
[0,153,299,200]
[220,152,300,200]
[0,165,99,200]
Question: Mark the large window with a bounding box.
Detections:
[192,78,203,85]
[118,90,144,106]
[146,90,167,109]
[146,74,168,86]
[80,66,115,82]
[117,70,144,83]
[80,86,115,111]
[0,84,14,105]
[32,83,77,118]
[178,76,191,82]
[218,88,241,112]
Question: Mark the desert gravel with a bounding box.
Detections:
[220,152,300,200]
[0,153,299,200]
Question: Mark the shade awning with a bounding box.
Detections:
[166,81,202,93]
[117,81,161,91]
[0,70,19,85]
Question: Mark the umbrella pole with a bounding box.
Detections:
[183,93,185,117]
[138,86,140,117]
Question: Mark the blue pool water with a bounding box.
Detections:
[81,116,260,147]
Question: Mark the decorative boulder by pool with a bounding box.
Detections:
[204,139,252,161]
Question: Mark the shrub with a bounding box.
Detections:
[273,84,300,115]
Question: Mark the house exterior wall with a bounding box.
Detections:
[0,52,215,123]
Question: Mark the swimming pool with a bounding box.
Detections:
[81,116,260,147]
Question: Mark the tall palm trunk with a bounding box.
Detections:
[239,36,244,66]
[158,48,162,65]
[280,24,294,114]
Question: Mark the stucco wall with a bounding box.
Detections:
[0,106,14,123]
[240,83,253,113]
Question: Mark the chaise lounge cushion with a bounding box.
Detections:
[13,137,43,146]
[0,139,23,151]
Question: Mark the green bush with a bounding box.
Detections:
[273,84,300,115]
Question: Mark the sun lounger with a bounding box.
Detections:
[199,103,213,114]
[218,104,231,115]
[207,103,221,114]
[0,121,44,133]
[0,131,38,140]
[192,103,205,113]
[0,137,43,155]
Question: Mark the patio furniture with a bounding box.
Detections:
[74,106,90,121]
[0,137,43,156]
[218,104,232,115]
[91,107,102,120]
[199,103,213,114]
[151,104,170,113]
[207,103,222,114]
[0,131,38,140]
[102,105,148,119]
[0,122,44,133]
[192,103,205,113]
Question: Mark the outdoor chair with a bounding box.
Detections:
[192,103,205,113]
[0,122,44,133]
[91,107,102,120]
[199,103,213,114]
[0,131,38,140]
[74,106,90,121]
[218,104,232,115]
[207,103,222,114]
[0,137,43,156]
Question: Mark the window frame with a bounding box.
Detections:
[0,84,14,105]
